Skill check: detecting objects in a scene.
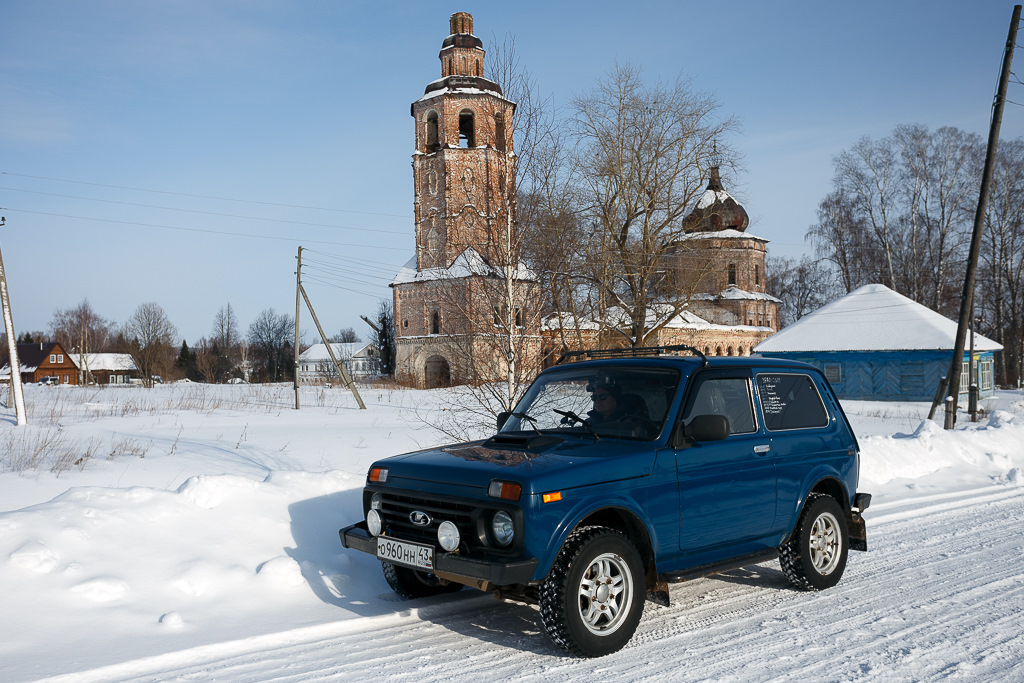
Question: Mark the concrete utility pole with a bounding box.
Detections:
[0,216,28,425]
[940,4,1021,429]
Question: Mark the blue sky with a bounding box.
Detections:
[2,0,1023,344]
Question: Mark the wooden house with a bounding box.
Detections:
[0,342,79,385]
[754,284,1001,401]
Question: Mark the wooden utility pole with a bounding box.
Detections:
[0,216,27,425]
[299,284,366,409]
[935,4,1021,428]
[294,246,302,410]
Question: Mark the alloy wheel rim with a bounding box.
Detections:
[809,511,841,575]
[577,552,633,635]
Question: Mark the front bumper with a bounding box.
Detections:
[340,522,540,587]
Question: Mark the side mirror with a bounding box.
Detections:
[496,411,511,431]
[686,414,730,442]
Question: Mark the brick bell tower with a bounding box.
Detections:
[392,12,539,389]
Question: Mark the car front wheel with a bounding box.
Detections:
[539,526,645,657]
[381,560,462,599]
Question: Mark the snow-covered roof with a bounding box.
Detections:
[391,248,538,286]
[299,342,376,362]
[755,284,1003,353]
[676,228,769,242]
[416,84,508,103]
[692,286,782,303]
[75,353,138,372]
[696,188,734,210]
[543,305,770,334]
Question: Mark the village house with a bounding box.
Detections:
[754,283,1002,401]
[0,342,79,385]
[74,353,139,386]
[297,342,381,382]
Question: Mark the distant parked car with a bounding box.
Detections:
[39,376,60,386]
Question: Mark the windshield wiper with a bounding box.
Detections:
[553,409,601,440]
[511,411,542,435]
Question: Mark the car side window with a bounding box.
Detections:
[682,377,756,435]
[756,373,829,431]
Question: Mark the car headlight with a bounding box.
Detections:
[367,509,382,537]
[491,511,514,547]
[370,493,382,511]
[437,520,460,552]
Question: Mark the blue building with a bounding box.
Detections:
[754,284,1001,401]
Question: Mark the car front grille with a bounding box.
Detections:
[378,491,478,548]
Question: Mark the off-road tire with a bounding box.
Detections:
[539,526,645,657]
[381,560,463,599]
[779,493,849,590]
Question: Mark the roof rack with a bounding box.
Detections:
[556,344,708,366]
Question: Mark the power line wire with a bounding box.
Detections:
[0,186,409,236]
[1,171,413,219]
[3,207,412,251]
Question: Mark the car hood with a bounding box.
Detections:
[379,436,657,496]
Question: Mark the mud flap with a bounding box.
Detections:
[847,510,867,551]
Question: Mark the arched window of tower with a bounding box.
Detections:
[728,263,737,286]
[430,311,441,335]
[426,111,439,153]
[494,112,505,152]
[459,109,476,148]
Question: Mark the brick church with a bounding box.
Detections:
[391,13,780,388]
[391,12,542,389]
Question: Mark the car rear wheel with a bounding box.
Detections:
[779,494,849,590]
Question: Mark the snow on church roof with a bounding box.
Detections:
[754,284,1002,353]
[391,248,538,285]
[676,228,769,242]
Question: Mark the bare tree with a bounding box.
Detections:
[814,126,980,316]
[193,338,220,384]
[566,64,738,347]
[247,308,294,383]
[807,189,877,292]
[124,302,177,388]
[331,327,360,344]
[765,255,840,327]
[979,138,1024,386]
[49,299,116,384]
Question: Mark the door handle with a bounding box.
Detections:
[753,444,770,454]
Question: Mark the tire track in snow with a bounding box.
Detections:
[38,486,1024,682]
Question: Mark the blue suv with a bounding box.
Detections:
[340,346,870,657]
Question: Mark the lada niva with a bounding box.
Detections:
[340,346,871,657]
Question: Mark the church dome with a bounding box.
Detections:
[683,167,749,233]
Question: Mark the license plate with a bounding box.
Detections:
[376,536,434,570]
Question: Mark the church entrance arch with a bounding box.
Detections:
[424,355,452,388]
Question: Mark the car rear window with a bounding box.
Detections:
[756,373,829,431]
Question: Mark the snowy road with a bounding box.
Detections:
[39,484,1024,683]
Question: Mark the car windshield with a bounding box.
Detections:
[501,366,681,440]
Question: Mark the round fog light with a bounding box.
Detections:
[366,509,382,537]
[437,521,460,552]
[491,511,514,547]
